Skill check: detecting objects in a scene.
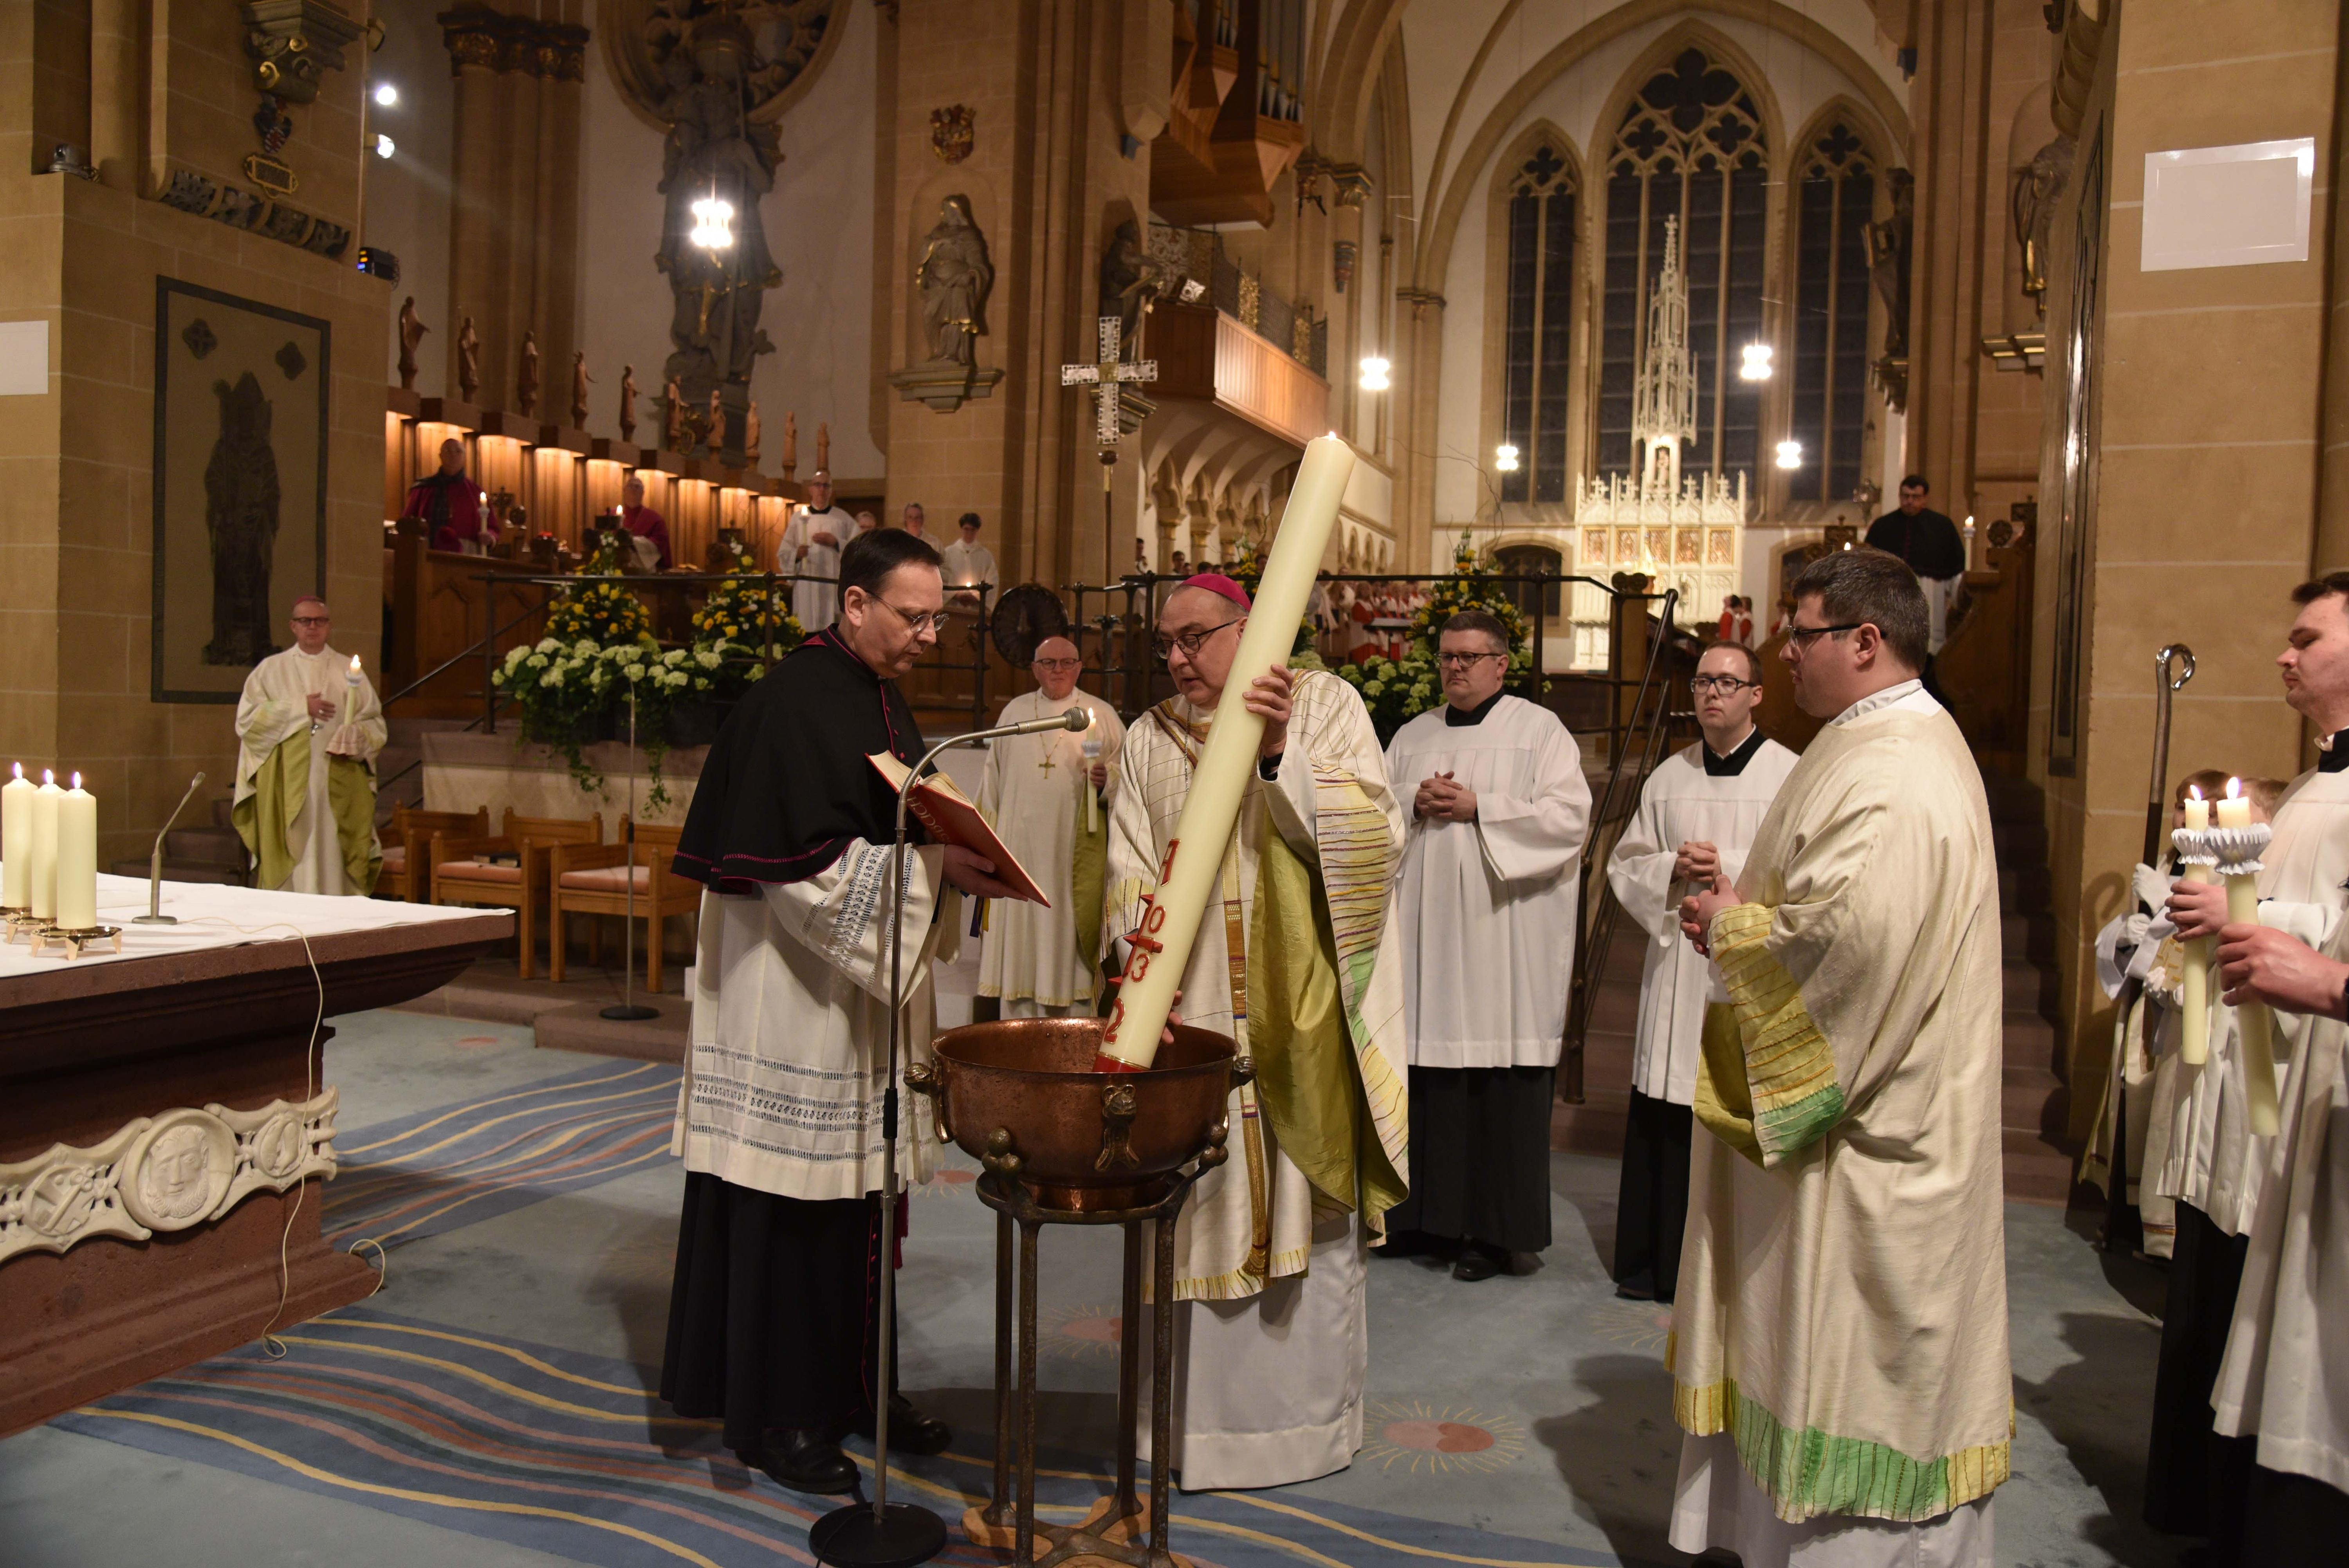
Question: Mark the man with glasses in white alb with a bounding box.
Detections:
[1379,610,1594,1280]
[1603,639,1796,1303]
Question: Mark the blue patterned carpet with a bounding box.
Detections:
[60,1305,1609,1568]
[49,1047,1622,1568]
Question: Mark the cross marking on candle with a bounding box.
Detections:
[1059,316,1158,446]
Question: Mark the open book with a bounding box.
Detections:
[866,752,1050,906]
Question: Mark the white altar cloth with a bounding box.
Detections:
[0,870,495,980]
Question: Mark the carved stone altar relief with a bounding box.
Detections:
[0,1091,340,1267]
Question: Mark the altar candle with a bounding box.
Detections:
[2217,777,2252,831]
[54,772,96,931]
[1096,433,1357,1072]
[1080,707,1102,834]
[2,763,32,908]
[2179,787,2214,1064]
[28,769,60,921]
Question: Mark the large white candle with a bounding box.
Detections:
[2179,785,2213,1065]
[2,763,32,908]
[2217,779,2280,1133]
[28,769,61,921]
[1096,433,1357,1072]
[55,772,96,931]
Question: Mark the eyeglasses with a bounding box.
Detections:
[1785,622,1865,651]
[1153,617,1242,662]
[1690,675,1757,695]
[873,599,953,635]
[290,615,331,627]
[1033,657,1081,671]
[1436,651,1504,669]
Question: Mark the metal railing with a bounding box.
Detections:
[1061,568,1687,760]
[1559,588,1698,1103]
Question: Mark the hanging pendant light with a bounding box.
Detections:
[1495,442,1521,473]
[1775,438,1804,470]
[1739,343,1774,381]
[690,196,736,251]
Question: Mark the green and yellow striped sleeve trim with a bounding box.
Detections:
[1708,902,1844,1164]
[1675,1377,2009,1525]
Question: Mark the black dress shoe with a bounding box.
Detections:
[1452,1244,1506,1282]
[1614,1280,1656,1301]
[745,1427,858,1494]
[853,1393,951,1456]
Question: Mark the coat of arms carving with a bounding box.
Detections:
[931,103,974,164]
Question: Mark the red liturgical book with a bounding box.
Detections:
[866,752,1051,906]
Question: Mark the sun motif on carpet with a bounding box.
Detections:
[1360,1399,1526,1474]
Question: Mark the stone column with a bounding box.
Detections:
[1903,0,1995,509]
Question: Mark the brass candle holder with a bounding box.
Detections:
[31,924,123,960]
[2,906,50,943]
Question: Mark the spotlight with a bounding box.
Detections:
[374,134,395,159]
[1494,443,1520,473]
[1358,356,1390,392]
[689,196,735,250]
[1739,343,1773,381]
[373,83,399,107]
[1775,439,1803,470]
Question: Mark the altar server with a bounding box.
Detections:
[940,511,998,610]
[1378,610,1591,1281]
[2151,572,2349,1546]
[2201,895,2349,1563]
[1106,574,1409,1490]
[661,528,1025,1495]
[780,469,849,630]
[1604,639,1795,1303]
[976,637,1125,1016]
[231,595,384,896]
[1673,547,2009,1562]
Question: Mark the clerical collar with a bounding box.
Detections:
[1444,691,1506,727]
[1703,726,1765,776]
[2321,727,2349,773]
[1831,678,1924,727]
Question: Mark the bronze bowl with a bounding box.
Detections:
[908,1017,1248,1212]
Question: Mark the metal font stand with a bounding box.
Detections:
[808,705,1092,1568]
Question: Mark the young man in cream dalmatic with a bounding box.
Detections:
[1605,638,1795,1304]
[1673,547,2008,1565]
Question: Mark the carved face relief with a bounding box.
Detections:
[139,1124,220,1223]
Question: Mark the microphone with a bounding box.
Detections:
[987,707,1093,738]
[134,772,206,925]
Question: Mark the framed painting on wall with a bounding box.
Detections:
[151,278,331,703]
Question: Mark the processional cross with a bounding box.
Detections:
[1061,314,1157,573]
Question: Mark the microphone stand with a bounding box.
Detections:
[134,772,207,924]
[602,689,657,1021]
[810,705,1091,1568]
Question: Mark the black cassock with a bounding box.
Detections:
[660,628,926,1450]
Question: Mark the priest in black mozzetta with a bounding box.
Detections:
[660,527,1024,1494]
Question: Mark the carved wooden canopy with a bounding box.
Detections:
[601,0,842,129]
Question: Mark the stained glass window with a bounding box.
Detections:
[1789,122,1876,502]
[1499,143,1576,504]
[1598,48,1768,482]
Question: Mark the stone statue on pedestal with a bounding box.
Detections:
[619,364,639,441]
[516,330,540,417]
[746,401,761,467]
[664,374,687,450]
[456,316,481,402]
[397,297,427,392]
[915,194,993,366]
[569,351,592,428]
[1099,218,1164,357]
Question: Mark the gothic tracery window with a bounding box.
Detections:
[1790,121,1877,502]
[1598,48,1768,482]
[1498,142,1577,504]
